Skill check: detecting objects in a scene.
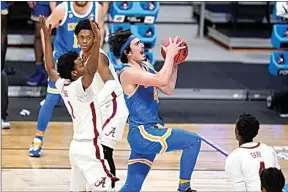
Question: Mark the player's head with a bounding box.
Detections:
[75,19,98,53]
[108,29,146,63]
[235,113,260,143]
[75,1,88,7]
[57,51,85,81]
[260,168,285,192]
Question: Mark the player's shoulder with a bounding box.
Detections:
[259,142,275,152]
[227,147,243,158]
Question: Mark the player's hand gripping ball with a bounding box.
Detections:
[161,37,188,65]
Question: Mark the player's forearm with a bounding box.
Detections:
[40,29,46,57]
[166,65,178,94]
[155,55,174,86]
[43,33,56,72]
[85,41,101,75]
[98,80,117,104]
[158,65,178,95]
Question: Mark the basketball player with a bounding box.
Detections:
[225,113,281,191]
[29,1,104,157]
[260,168,285,192]
[74,19,129,190]
[109,30,201,192]
[26,1,55,86]
[39,16,118,191]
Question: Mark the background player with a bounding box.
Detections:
[225,113,281,191]
[26,1,55,86]
[29,1,104,157]
[260,168,285,192]
[109,30,201,192]
[40,16,118,191]
[75,19,129,190]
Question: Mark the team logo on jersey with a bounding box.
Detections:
[69,13,73,18]
[95,177,106,188]
[105,127,116,137]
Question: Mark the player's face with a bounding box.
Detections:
[129,38,146,62]
[75,1,88,7]
[71,57,85,80]
[77,30,94,53]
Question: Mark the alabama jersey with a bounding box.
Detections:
[55,77,103,140]
[225,142,281,191]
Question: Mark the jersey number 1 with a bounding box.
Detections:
[259,161,265,175]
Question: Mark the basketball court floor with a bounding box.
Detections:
[2,122,288,191]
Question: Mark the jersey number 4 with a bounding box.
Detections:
[259,161,265,175]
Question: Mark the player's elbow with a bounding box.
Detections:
[165,89,174,96]
[156,78,168,87]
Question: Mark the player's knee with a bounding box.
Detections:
[186,132,201,150]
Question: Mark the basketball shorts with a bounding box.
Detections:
[69,139,112,191]
[100,93,128,149]
[31,2,51,22]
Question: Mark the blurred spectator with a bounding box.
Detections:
[260,168,285,192]
[1,1,13,129]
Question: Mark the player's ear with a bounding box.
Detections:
[71,70,78,79]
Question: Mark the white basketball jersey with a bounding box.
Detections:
[55,77,103,140]
[225,142,281,191]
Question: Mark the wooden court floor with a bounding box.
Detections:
[2,122,288,191]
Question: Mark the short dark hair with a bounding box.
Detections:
[108,29,132,63]
[74,19,92,36]
[57,51,79,80]
[236,113,260,142]
[260,168,285,192]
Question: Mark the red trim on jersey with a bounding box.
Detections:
[240,142,260,149]
[68,101,75,119]
[102,91,118,130]
[90,102,119,182]
[64,83,71,86]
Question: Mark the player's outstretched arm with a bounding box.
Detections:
[82,19,101,89]
[40,2,65,55]
[120,37,185,88]
[39,16,59,84]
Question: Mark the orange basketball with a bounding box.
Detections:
[161,37,188,65]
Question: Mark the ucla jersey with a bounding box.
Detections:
[53,2,99,61]
[120,62,164,128]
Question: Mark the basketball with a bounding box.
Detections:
[161,37,188,65]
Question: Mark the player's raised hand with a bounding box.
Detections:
[89,19,101,42]
[161,36,186,58]
[39,15,52,36]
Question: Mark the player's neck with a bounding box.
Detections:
[82,49,91,61]
[72,2,91,15]
[128,59,142,69]
[239,139,253,147]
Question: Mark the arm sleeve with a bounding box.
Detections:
[97,80,120,105]
[225,152,246,191]
[55,77,65,91]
